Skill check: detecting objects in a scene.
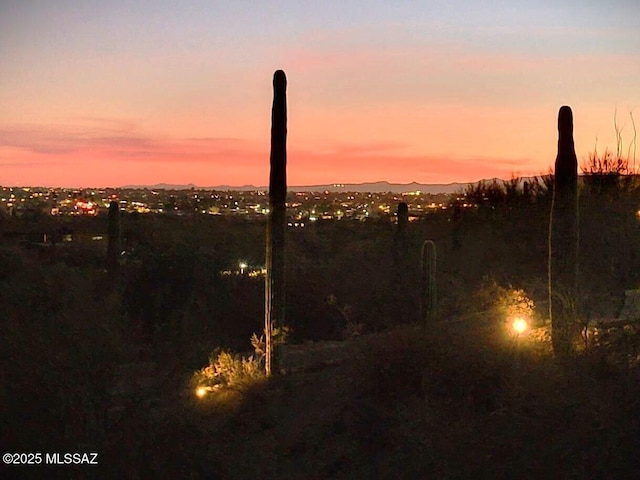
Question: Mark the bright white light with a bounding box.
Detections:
[196,386,207,398]
[512,317,528,334]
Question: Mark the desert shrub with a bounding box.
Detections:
[582,147,631,177]
[193,349,265,394]
[327,293,365,338]
[191,323,294,398]
[464,277,537,325]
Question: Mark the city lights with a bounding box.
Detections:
[0,186,460,220]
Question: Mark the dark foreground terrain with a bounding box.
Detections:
[4,320,640,479]
[3,178,640,478]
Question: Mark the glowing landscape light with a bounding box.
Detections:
[512,317,528,335]
[195,386,208,398]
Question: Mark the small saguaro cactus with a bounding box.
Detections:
[392,202,410,322]
[393,202,410,262]
[451,203,462,249]
[548,105,579,357]
[421,240,437,326]
[397,202,408,235]
[107,200,120,275]
[265,69,287,376]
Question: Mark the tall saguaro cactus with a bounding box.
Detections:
[265,70,287,376]
[107,200,120,276]
[548,105,579,357]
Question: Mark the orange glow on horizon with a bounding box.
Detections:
[2,95,631,188]
[1,2,637,187]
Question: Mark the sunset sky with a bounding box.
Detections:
[1,0,639,188]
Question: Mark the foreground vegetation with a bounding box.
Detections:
[2,175,640,478]
[157,323,640,479]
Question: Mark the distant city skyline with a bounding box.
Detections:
[1,1,638,188]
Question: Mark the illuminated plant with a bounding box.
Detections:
[193,348,265,395]
[193,329,286,397]
[548,105,580,357]
[469,279,535,325]
[265,69,287,376]
[503,288,535,321]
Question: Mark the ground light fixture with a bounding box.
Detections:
[195,386,216,398]
[511,317,528,335]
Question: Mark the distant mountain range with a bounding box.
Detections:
[121,181,473,194]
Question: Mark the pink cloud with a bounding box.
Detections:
[0,122,534,187]
[0,124,265,164]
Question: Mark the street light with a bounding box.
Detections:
[239,261,248,275]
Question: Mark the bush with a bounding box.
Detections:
[465,277,537,325]
[193,348,265,395]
